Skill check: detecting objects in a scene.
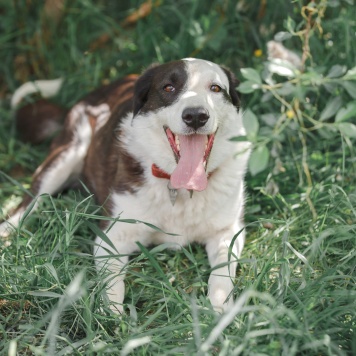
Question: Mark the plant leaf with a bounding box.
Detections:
[335,101,356,122]
[243,109,259,138]
[260,113,278,127]
[238,81,260,94]
[341,81,356,99]
[240,68,262,84]
[327,65,347,78]
[342,66,356,80]
[320,96,343,121]
[285,16,296,33]
[28,291,62,298]
[87,221,119,253]
[249,145,270,176]
[338,122,356,138]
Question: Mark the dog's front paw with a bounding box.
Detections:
[100,290,125,315]
[208,275,234,313]
[104,279,126,315]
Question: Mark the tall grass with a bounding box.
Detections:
[1,1,355,354]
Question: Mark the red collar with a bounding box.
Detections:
[152,164,171,179]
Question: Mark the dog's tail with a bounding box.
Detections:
[11,78,66,144]
[11,78,63,109]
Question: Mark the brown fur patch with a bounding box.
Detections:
[83,76,144,214]
[16,99,65,144]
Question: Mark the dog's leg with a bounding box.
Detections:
[0,103,92,238]
[93,225,141,314]
[0,144,78,238]
[94,237,130,314]
[205,225,245,313]
[93,218,151,314]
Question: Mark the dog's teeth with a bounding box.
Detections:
[177,143,180,151]
[189,190,193,198]
[167,182,178,206]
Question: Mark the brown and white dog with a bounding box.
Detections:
[0,58,251,313]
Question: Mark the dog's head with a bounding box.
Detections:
[130,58,246,192]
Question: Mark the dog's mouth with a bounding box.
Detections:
[164,126,215,191]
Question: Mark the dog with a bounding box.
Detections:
[0,58,251,313]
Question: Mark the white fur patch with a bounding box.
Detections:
[86,103,111,132]
[181,91,198,99]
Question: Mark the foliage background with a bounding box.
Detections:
[0,0,355,355]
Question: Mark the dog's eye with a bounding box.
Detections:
[210,84,222,93]
[163,84,175,92]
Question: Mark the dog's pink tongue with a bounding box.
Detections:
[170,134,208,191]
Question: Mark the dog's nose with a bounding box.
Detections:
[182,107,210,130]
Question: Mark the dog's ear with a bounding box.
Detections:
[221,67,240,109]
[133,64,160,116]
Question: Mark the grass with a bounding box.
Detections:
[0,0,355,355]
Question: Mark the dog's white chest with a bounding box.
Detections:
[109,160,246,247]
